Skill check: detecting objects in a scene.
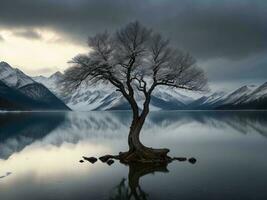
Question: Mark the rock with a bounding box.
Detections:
[83,156,97,164]
[99,155,111,163]
[188,157,197,164]
[106,159,115,166]
[79,160,84,163]
[173,157,187,161]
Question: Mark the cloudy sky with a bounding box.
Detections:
[0,0,266,91]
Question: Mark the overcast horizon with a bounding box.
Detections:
[0,0,266,91]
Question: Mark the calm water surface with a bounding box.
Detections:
[0,111,267,200]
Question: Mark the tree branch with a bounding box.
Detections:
[62,21,208,120]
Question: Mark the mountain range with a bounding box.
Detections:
[189,83,267,110]
[0,62,70,111]
[33,68,267,111]
[33,71,195,111]
[0,61,267,111]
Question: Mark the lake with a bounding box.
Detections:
[0,111,267,200]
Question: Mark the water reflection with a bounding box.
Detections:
[0,112,66,159]
[110,163,169,200]
[0,111,267,160]
[148,111,267,136]
[0,111,267,200]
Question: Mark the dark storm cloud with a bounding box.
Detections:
[0,0,266,85]
[200,52,267,82]
[13,29,42,40]
[0,0,266,59]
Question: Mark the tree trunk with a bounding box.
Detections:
[115,93,170,163]
[128,116,146,152]
[119,112,171,163]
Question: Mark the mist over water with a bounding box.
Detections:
[0,111,267,200]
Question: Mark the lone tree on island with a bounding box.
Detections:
[62,21,207,163]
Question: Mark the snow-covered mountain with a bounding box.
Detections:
[0,62,70,111]
[33,71,64,97]
[222,85,257,105]
[244,82,267,103]
[33,72,195,111]
[0,80,37,110]
[1,60,264,111]
[215,83,266,109]
[188,91,228,109]
[32,70,267,110]
[0,62,34,88]
[190,83,267,110]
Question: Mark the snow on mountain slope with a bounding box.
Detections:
[153,87,194,104]
[0,62,70,110]
[34,72,124,110]
[217,83,267,109]
[221,85,257,105]
[244,82,267,103]
[64,81,120,111]
[0,79,69,111]
[33,72,194,111]
[19,83,70,110]
[188,91,228,109]
[32,71,64,97]
[0,61,34,88]
[190,83,266,110]
[202,91,228,105]
[32,70,267,111]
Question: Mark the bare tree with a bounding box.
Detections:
[62,21,207,163]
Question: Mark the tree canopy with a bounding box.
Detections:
[63,21,207,117]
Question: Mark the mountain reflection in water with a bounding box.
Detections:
[0,111,267,160]
[0,111,267,200]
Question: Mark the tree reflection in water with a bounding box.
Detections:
[110,162,172,200]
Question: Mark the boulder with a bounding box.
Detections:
[99,155,112,163]
[106,159,115,166]
[188,157,197,164]
[83,156,97,164]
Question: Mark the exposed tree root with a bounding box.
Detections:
[99,147,172,164]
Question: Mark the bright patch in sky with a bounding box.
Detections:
[0,29,87,76]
